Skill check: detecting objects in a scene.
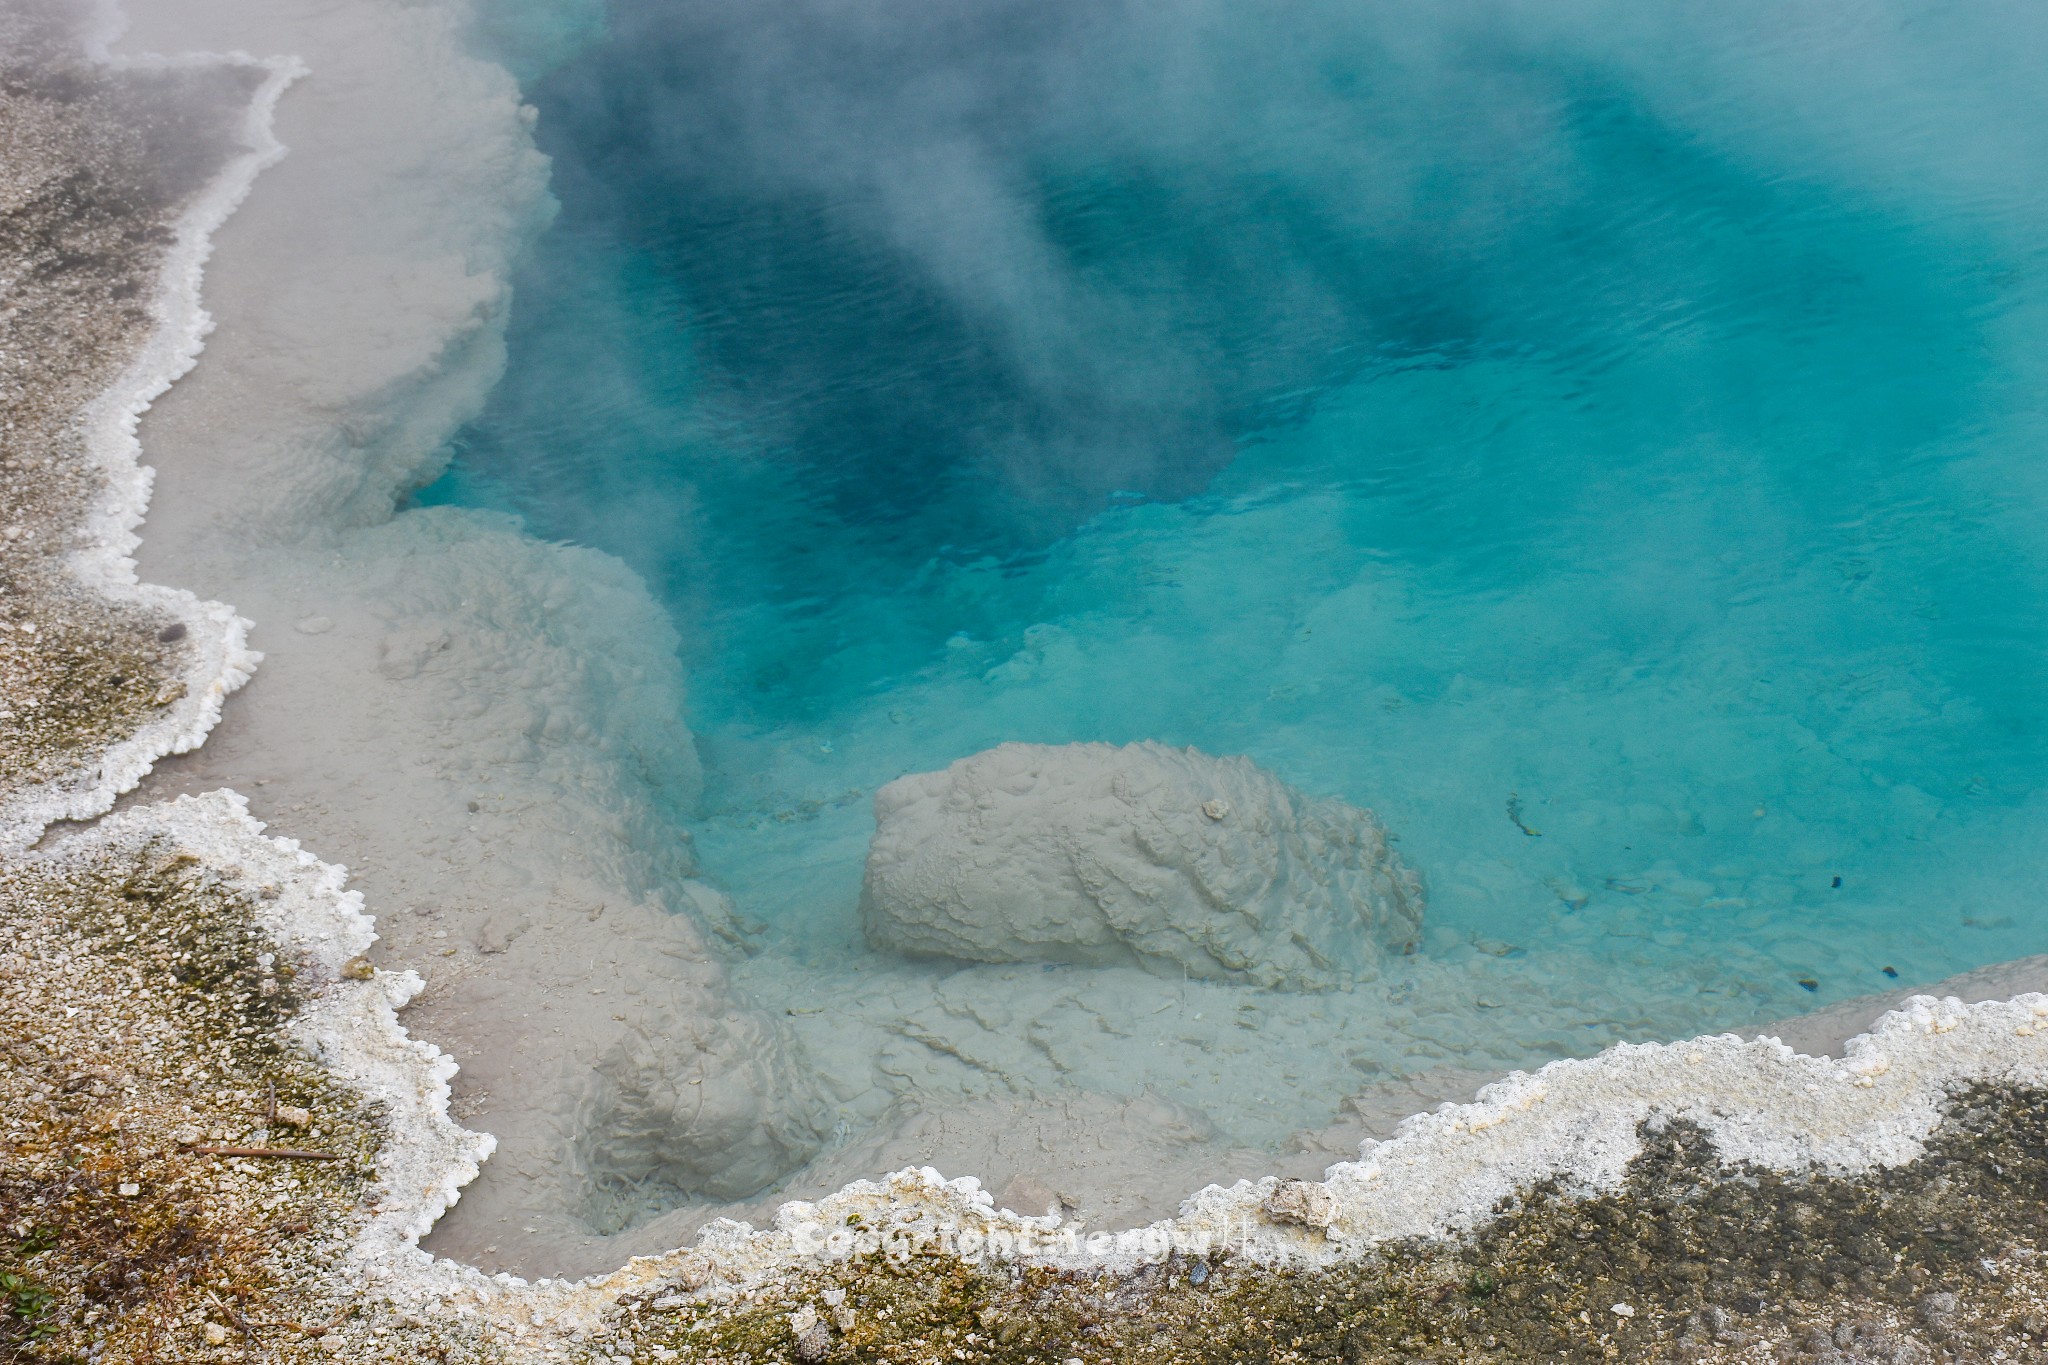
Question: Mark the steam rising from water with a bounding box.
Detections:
[448,0,2048,700]
[432,0,2048,1221]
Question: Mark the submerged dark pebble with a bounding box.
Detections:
[157,622,186,643]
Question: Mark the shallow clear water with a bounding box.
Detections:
[429,0,2048,1170]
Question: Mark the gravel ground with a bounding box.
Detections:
[9,5,2048,1363]
[0,0,256,818]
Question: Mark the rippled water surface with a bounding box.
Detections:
[428,0,2048,1185]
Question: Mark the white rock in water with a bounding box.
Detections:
[573,1000,829,1212]
[860,741,1424,990]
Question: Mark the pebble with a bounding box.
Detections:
[1918,1291,1958,1320]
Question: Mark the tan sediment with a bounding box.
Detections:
[57,0,2027,1288]
[12,2,2048,1363]
[15,794,2048,1362]
[95,0,838,1275]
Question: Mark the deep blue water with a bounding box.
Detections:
[428,0,2048,1134]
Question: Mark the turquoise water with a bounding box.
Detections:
[431,0,2048,1155]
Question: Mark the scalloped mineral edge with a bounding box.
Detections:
[0,14,292,854]
[15,9,2048,1342]
[79,790,2048,1332]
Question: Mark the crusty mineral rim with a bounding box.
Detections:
[61,790,2048,1336]
[0,18,294,853]
[20,12,2048,1347]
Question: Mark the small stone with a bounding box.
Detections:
[116,1182,140,1197]
[1920,1292,1958,1320]
[1263,1178,1339,1230]
[319,1335,347,1355]
[1202,799,1230,821]
[274,1105,312,1128]
[339,955,375,981]
[1612,1303,1635,1317]
[996,1174,1061,1217]
[172,1126,201,1145]
[793,1322,832,1361]
[203,1323,228,1346]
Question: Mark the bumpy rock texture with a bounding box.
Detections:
[573,996,831,1229]
[861,741,1425,990]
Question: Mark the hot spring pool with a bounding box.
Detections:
[420,0,2048,1222]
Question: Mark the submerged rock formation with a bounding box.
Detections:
[573,991,832,1228]
[860,741,1424,990]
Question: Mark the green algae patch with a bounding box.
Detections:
[0,836,391,1363]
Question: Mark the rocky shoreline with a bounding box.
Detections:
[0,0,263,853]
[8,4,2048,1363]
[13,794,2048,1363]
